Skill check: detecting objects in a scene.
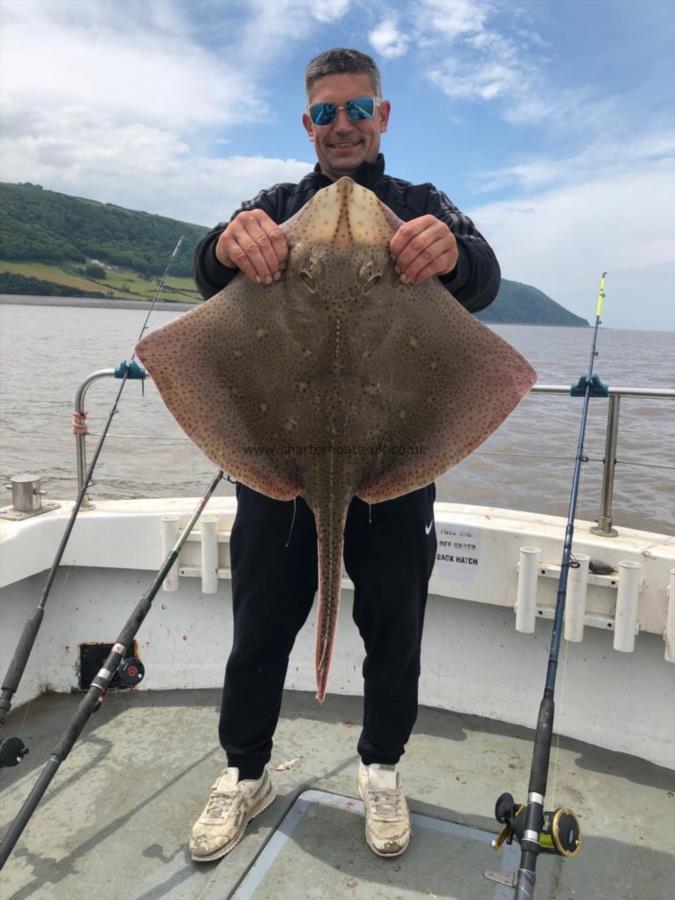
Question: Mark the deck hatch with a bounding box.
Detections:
[230,789,520,899]
[78,641,139,691]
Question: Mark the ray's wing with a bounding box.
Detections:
[355,277,536,503]
[135,279,307,500]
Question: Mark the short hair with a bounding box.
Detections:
[305,48,382,100]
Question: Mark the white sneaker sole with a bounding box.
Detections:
[365,832,410,858]
[190,788,277,863]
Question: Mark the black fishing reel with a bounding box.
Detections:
[118,657,145,686]
[91,657,145,714]
[492,792,581,857]
[0,736,29,769]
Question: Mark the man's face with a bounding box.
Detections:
[302,73,390,181]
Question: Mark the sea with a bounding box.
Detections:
[0,298,673,535]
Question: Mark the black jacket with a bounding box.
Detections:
[193,154,499,313]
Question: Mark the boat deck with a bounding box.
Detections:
[1,688,673,899]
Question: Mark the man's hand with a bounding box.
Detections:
[389,215,459,286]
[216,209,288,285]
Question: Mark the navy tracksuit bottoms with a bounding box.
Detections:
[219,482,437,779]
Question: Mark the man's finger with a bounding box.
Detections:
[393,223,444,274]
[216,209,288,284]
[408,248,458,285]
[258,217,289,271]
[388,215,436,260]
[239,219,283,283]
[224,235,267,283]
[402,237,456,284]
[232,233,275,283]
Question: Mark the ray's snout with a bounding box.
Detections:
[297,177,397,252]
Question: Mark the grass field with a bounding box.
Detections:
[0,260,201,303]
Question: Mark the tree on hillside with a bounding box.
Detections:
[85,262,106,279]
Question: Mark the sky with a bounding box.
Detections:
[1,0,674,330]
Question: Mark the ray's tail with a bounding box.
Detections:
[311,495,351,703]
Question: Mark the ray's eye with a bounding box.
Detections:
[359,260,382,294]
[300,271,317,294]
[299,251,322,295]
[363,273,381,294]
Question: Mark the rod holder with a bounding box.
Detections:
[613,560,642,652]
[564,554,590,642]
[665,569,675,664]
[200,517,218,594]
[516,547,540,633]
[161,516,180,592]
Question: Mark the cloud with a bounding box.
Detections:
[411,3,674,329]
[0,0,262,133]
[365,1,539,112]
[429,58,520,103]
[390,0,608,133]
[0,101,312,224]
[415,0,489,41]
[233,0,351,67]
[475,129,675,193]
[311,0,351,23]
[470,154,675,330]
[369,17,410,59]
[1,0,672,333]
[0,0,320,223]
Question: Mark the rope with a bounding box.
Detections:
[87,431,193,444]
[71,411,88,435]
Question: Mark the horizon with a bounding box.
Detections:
[1,0,674,331]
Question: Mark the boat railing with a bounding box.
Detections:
[72,370,675,535]
[528,384,675,535]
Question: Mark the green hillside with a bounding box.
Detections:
[0,182,207,302]
[0,181,206,276]
[0,181,587,323]
[479,279,587,326]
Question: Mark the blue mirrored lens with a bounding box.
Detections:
[309,96,376,125]
[345,97,375,120]
[309,103,337,125]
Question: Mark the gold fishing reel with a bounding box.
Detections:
[492,793,581,857]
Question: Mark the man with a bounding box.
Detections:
[189,48,499,862]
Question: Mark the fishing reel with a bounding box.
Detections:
[0,696,30,768]
[91,656,145,713]
[0,736,29,769]
[492,792,581,857]
[118,656,145,686]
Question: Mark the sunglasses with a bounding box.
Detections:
[308,96,381,126]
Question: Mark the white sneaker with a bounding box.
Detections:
[189,767,276,862]
[358,762,411,857]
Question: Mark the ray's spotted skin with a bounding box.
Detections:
[135,178,537,701]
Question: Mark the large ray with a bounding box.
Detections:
[136,178,536,700]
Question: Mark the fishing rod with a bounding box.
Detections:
[0,468,224,869]
[485,273,607,897]
[0,237,184,768]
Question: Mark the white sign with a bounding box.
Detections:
[435,523,481,583]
